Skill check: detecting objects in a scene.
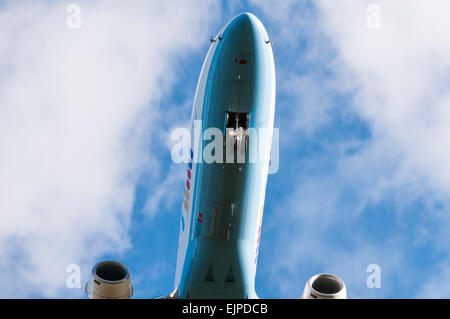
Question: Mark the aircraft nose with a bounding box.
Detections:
[232,12,258,31]
[224,12,262,47]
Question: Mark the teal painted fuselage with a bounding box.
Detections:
[175,13,275,299]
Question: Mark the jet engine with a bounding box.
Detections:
[301,273,347,299]
[85,261,133,299]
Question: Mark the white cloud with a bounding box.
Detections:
[280,74,334,135]
[0,0,216,297]
[143,164,185,219]
[251,0,450,297]
[317,0,450,192]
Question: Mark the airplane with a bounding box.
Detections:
[84,12,347,300]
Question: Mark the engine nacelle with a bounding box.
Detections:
[85,261,133,299]
[301,273,347,299]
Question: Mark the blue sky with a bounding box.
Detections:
[2,0,450,298]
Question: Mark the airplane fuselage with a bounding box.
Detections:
[175,13,275,299]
